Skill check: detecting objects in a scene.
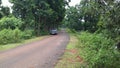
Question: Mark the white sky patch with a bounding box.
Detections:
[2,0,81,7]
[1,0,13,7]
[116,0,120,1]
[69,0,81,6]
[1,0,13,13]
[1,0,81,12]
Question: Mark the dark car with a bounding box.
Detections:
[50,29,58,35]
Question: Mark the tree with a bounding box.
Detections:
[47,0,67,28]
[0,0,3,18]
[1,6,10,16]
[0,0,10,18]
[10,0,67,36]
[96,0,120,40]
[65,0,119,41]
[65,6,83,30]
[0,17,24,30]
[65,0,100,32]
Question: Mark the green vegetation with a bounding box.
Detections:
[0,28,34,45]
[0,0,10,18]
[10,0,69,36]
[0,17,23,30]
[77,32,120,68]
[65,0,120,40]
[56,30,120,68]
[0,0,68,50]
[0,28,23,44]
[60,0,120,67]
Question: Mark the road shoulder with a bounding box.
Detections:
[55,33,83,68]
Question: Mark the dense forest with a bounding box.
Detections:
[0,0,120,68]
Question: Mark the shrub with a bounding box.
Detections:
[0,28,23,44]
[0,17,24,30]
[76,32,120,68]
[22,30,34,39]
[0,29,12,44]
[13,28,23,42]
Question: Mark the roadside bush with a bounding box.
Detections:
[76,32,120,68]
[0,28,23,44]
[40,30,49,35]
[22,30,34,39]
[0,17,24,30]
[13,28,23,42]
[0,29,12,44]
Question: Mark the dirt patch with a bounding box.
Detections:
[76,56,83,62]
[65,49,78,54]
[65,49,83,63]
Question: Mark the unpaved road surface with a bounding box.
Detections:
[0,31,69,68]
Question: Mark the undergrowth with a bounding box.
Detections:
[76,31,120,68]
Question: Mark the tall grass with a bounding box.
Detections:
[76,31,120,68]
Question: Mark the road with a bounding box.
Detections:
[0,31,69,68]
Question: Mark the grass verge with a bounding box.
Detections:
[0,36,49,51]
[55,33,83,68]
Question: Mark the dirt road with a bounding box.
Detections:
[0,31,69,68]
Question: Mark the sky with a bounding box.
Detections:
[2,0,81,7]
[1,0,13,7]
[69,0,81,6]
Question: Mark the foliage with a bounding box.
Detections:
[0,28,34,44]
[22,29,34,39]
[0,1,10,18]
[97,1,120,39]
[10,0,68,36]
[76,32,120,68]
[0,17,24,30]
[0,6,10,16]
[0,0,70,45]
[65,6,83,31]
[65,0,120,67]
[65,0,120,41]
[0,28,23,44]
[65,0,100,32]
